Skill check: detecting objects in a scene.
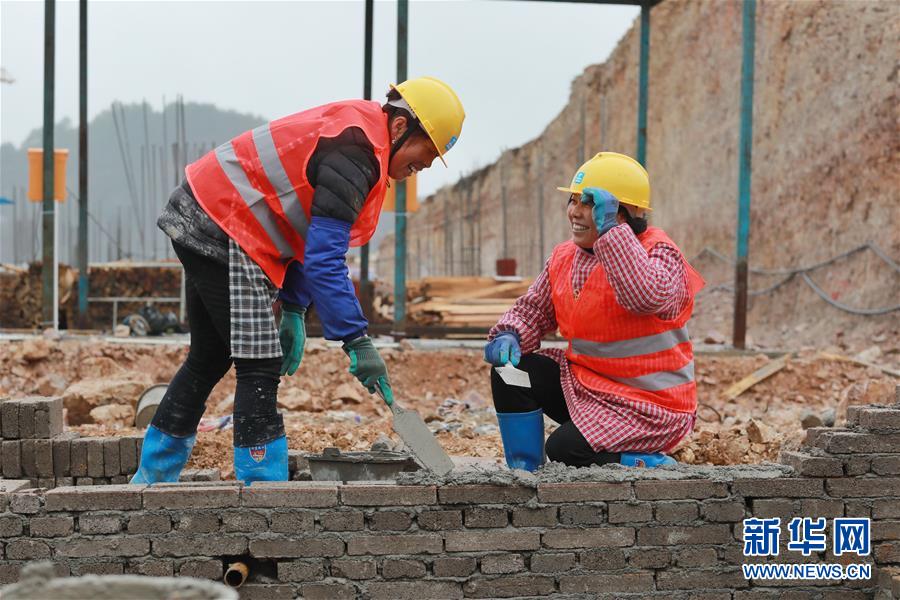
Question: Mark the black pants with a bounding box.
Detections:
[151,241,285,447]
[491,354,620,467]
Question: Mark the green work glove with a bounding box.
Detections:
[342,335,394,406]
[279,303,307,376]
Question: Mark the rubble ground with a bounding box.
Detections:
[0,335,896,479]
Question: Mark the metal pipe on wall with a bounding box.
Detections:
[393,0,409,336]
[77,0,89,319]
[41,0,56,328]
[636,1,650,166]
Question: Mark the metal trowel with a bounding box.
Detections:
[376,382,454,476]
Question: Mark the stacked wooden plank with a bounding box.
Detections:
[375,276,534,328]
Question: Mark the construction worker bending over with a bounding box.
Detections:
[132,78,465,484]
[484,152,704,471]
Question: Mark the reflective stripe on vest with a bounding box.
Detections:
[607,360,695,392]
[214,142,294,259]
[251,124,310,239]
[571,326,690,359]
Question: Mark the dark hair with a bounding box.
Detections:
[383,88,426,138]
[618,205,648,235]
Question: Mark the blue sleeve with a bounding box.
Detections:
[302,216,368,342]
[278,261,312,307]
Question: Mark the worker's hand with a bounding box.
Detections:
[581,187,620,237]
[484,331,521,367]
[279,303,307,376]
[342,336,393,404]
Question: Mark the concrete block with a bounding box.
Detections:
[444,530,539,552]
[800,498,844,518]
[20,439,37,477]
[825,432,900,454]
[75,477,93,486]
[178,559,222,580]
[319,510,364,531]
[702,500,747,522]
[17,399,35,439]
[844,456,872,476]
[732,478,824,498]
[416,510,462,531]
[79,513,123,534]
[143,485,240,509]
[103,438,121,476]
[826,477,900,498]
[656,567,749,591]
[511,506,557,527]
[369,581,463,600]
[248,536,343,558]
[222,510,269,533]
[30,516,74,537]
[480,554,524,574]
[537,482,632,503]
[86,438,105,478]
[439,484,534,505]
[0,400,18,438]
[242,482,338,508]
[235,584,296,600]
[52,432,77,477]
[153,535,249,558]
[277,560,325,582]
[37,476,56,489]
[299,582,357,600]
[329,559,375,580]
[34,439,54,477]
[10,489,42,513]
[2,440,22,477]
[341,484,436,506]
[635,480,729,500]
[780,450,843,477]
[110,475,128,484]
[637,524,733,546]
[70,437,89,477]
[126,559,174,577]
[176,511,220,534]
[6,539,51,560]
[543,527,634,549]
[55,537,149,558]
[433,557,477,578]
[346,534,441,556]
[44,484,145,511]
[559,504,605,526]
[531,552,577,573]
[875,499,900,519]
[872,455,900,475]
[463,576,552,599]
[463,507,507,528]
[0,515,25,537]
[857,406,900,431]
[676,547,720,568]
[127,513,172,534]
[655,501,700,523]
[626,548,670,569]
[70,561,124,576]
[55,476,74,487]
[608,502,653,523]
[368,510,413,531]
[559,572,655,595]
[382,558,426,579]
[34,397,63,438]
[752,498,796,519]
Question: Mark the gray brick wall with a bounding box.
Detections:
[0,398,898,598]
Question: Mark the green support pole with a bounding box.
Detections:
[41,0,56,328]
[733,0,756,350]
[77,0,88,320]
[636,1,650,166]
[359,0,373,317]
[393,0,408,336]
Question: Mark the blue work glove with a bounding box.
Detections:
[484,331,522,367]
[279,303,306,376]
[581,187,620,237]
[342,336,395,406]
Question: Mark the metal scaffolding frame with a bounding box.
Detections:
[42,0,755,347]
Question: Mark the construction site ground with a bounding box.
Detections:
[1,333,897,480]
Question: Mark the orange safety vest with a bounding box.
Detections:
[548,227,706,413]
[185,99,391,287]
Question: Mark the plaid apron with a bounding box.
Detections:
[228,239,282,359]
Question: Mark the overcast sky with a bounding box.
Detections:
[1,0,638,196]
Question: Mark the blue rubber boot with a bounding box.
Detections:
[496,409,546,472]
[234,436,288,484]
[130,425,196,484]
[620,452,676,468]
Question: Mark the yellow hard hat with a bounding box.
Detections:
[391,76,465,166]
[557,151,652,211]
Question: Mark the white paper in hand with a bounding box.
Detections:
[494,362,531,388]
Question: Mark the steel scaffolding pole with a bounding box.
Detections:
[393,0,408,336]
[78,0,89,319]
[41,0,57,329]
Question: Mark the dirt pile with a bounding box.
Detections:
[2,337,897,477]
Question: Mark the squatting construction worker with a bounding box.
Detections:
[131,77,465,483]
[483,152,704,471]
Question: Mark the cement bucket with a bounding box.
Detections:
[134,383,167,429]
[2,562,237,600]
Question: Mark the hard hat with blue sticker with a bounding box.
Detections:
[573,171,585,185]
[445,136,458,152]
